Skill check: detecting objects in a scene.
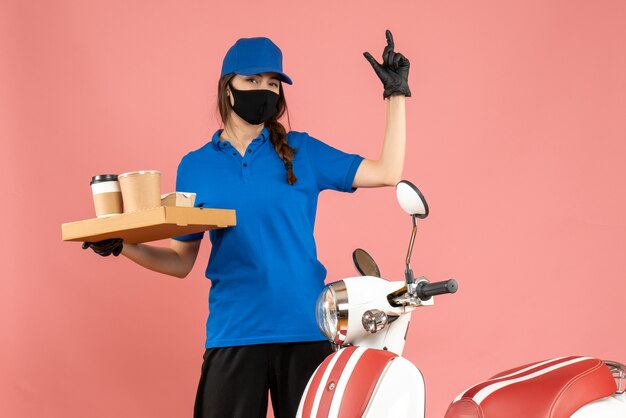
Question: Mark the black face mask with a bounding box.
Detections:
[229,84,280,125]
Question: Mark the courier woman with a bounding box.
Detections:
[83,30,411,418]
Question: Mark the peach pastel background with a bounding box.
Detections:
[2,0,625,417]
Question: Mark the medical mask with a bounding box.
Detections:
[229,84,280,125]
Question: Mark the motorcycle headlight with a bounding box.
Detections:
[316,281,349,345]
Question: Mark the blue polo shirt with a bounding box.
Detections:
[174,127,364,348]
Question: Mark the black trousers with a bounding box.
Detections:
[194,341,333,418]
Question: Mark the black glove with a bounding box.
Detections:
[82,238,123,257]
[364,30,411,99]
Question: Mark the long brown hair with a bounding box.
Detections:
[217,74,297,185]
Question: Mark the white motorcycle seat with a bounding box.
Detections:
[444,356,616,418]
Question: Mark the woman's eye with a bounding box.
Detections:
[247,78,258,83]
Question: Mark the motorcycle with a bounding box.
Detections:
[296,180,626,418]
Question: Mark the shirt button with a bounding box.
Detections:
[243,163,248,167]
[232,152,237,156]
[247,149,252,153]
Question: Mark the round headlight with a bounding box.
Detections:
[316,281,349,345]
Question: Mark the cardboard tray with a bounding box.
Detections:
[62,206,236,244]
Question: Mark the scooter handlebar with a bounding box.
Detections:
[416,279,458,300]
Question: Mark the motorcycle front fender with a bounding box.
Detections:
[296,347,425,418]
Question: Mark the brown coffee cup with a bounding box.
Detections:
[118,170,162,212]
[90,174,123,218]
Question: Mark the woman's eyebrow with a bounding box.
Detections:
[260,74,281,82]
[248,74,279,82]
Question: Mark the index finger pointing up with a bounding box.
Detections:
[386,29,395,51]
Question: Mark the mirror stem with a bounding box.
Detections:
[405,215,418,289]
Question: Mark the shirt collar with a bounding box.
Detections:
[211,127,270,151]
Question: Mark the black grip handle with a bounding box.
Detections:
[416,279,458,300]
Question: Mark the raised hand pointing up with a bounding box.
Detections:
[364,30,412,99]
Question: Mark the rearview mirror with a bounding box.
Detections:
[396,180,429,218]
[352,248,381,278]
